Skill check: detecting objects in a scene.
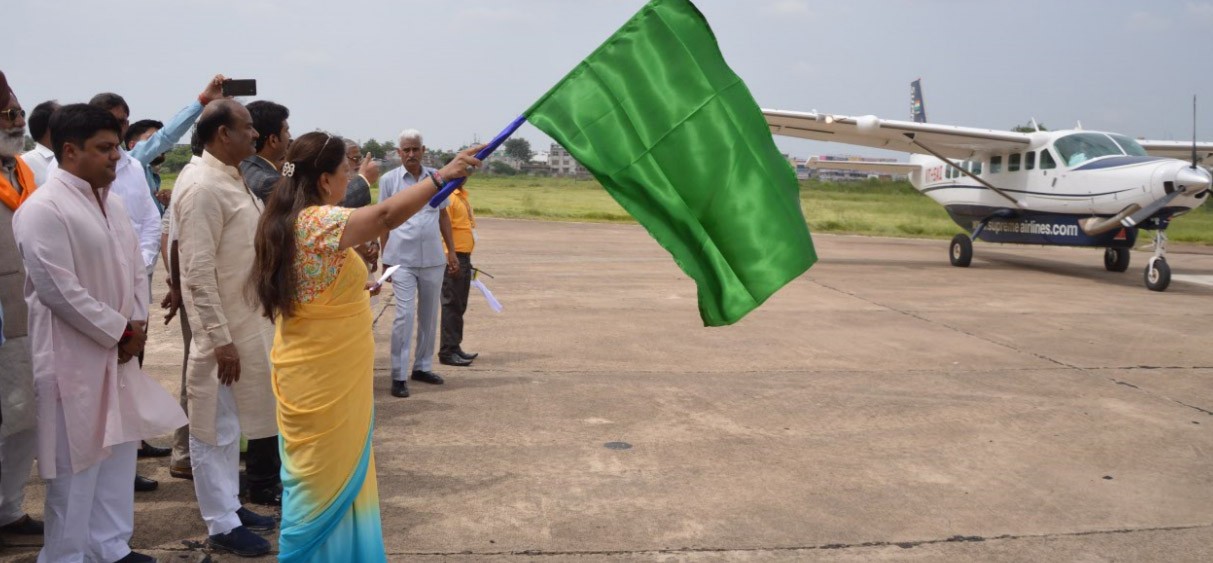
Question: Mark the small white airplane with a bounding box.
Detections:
[765,80,1213,291]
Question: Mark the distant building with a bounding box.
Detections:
[548,143,589,177]
[492,154,528,171]
[523,152,551,174]
[809,154,907,182]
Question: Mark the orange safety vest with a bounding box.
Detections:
[0,157,36,211]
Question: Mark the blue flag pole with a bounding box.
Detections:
[427,115,527,207]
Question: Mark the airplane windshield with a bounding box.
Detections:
[1108,134,1149,157]
[1054,133,1125,167]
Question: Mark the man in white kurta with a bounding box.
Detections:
[175,100,277,552]
[162,151,203,478]
[13,103,186,563]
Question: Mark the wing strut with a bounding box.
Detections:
[903,133,1022,208]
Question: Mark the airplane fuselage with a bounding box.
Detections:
[906,129,1212,246]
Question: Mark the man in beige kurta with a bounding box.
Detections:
[174,100,276,552]
[15,103,186,562]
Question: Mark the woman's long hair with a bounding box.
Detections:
[250,131,347,319]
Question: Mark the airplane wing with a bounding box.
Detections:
[1136,139,1213,166]
[808,157,921,175]
[764,109,1032,160]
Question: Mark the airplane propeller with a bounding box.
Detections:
[1121,191,1184,228]
[1193,95,1199,170]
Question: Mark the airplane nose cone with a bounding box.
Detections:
[1176,167,1211,192]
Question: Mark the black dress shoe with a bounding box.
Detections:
[169,463,194,480]
[455,349,478,360]
[247,485,282,507]
[0,514,43,535]
[134,475,159,492]
[438,354,472,367]
[137,440,171,458]
[411,370,445,385]
[391,379,410,398]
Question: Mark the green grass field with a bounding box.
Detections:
[159,173,1213,244]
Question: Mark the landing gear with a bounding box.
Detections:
[1145,258,1171,291]
[1103,248,1130,272]
[1144,230,1171,292]
[949,234,972,267]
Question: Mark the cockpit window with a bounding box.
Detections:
[1053,133,1125,166]
[1108,134,1149,157]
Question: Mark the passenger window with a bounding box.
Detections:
[1009,153,1022,172]
[1025,151,1036,170]
[946,165,953,179]
[991,155,1002,173]
[972,160,983,175]
[1040,150,1057,170]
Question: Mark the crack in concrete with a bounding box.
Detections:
[808,280,1213,417]
[377,522,1213,557]
[809,279,1077,369]
[6,524,1210,558]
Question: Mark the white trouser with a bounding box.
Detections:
[189,384,241,536]
[39,403,137,563]
[171,308,192,467]
[390,265,445,379]
[0,425,36,526]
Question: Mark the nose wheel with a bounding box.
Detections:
[950,234,973,267]
[1143,230,1171,291]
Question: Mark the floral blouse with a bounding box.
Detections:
[294,205,354,303]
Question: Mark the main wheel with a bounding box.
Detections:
[1144,258,1171,291]
[950,234,973,267]
[1104,248,1130,272]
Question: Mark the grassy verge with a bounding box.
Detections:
[159,173,1213,244]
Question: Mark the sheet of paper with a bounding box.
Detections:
[471,279,503,313]
[373,265,401,289]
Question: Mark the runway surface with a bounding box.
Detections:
[5,218,1213,561]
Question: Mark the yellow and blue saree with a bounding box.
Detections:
[271,206,385,562]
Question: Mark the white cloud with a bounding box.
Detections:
[1125,11,1172,32]
[764,0,813,17]
[283,49,336,69]
[1187,2,1213,24]
[456,7,533,23]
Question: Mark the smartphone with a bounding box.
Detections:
[221,79,257,97]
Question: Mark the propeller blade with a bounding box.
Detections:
[1193,95,1199,169]
[1122,191,1184,227]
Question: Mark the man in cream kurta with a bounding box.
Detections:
[13,103,186,562]
[174,102,277,549]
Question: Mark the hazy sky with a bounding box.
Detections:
[6,0,1212,160]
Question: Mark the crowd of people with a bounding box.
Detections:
[0,70,487,561]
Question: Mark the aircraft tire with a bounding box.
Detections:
[1144,259,1171,292]
[950,234,972,267]
[1104,248,1130,272]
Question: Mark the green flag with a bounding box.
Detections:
[526,0,816,326]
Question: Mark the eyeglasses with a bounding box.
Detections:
[0,108,24,122]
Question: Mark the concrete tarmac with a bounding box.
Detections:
[4,218,1213,562]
